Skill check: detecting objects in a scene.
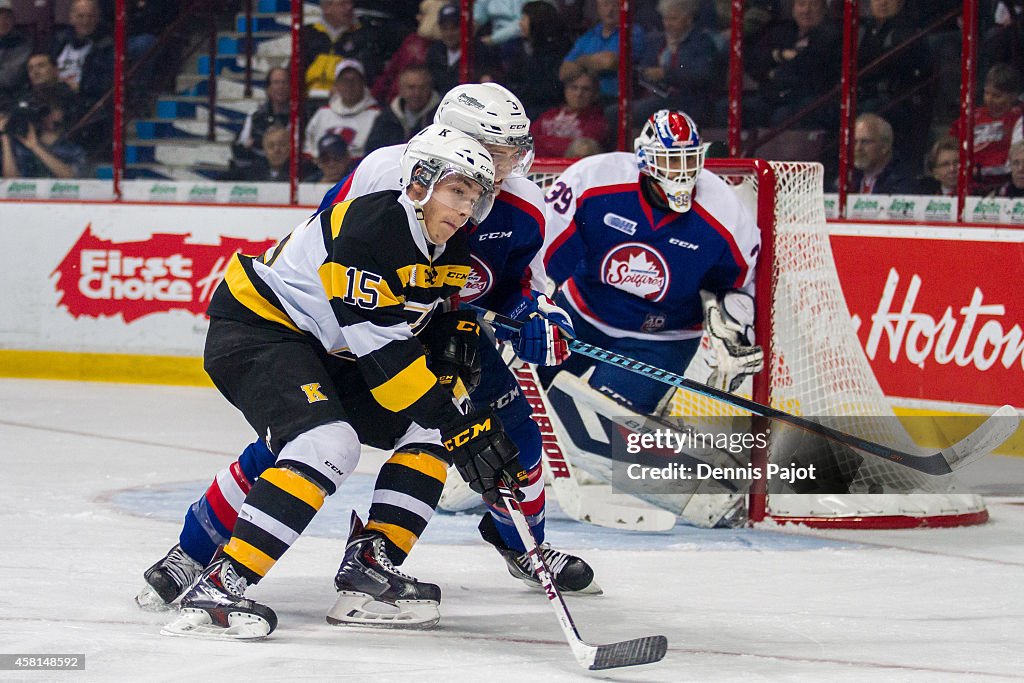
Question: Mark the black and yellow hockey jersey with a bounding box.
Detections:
[207,190,471,431]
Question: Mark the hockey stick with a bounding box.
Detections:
[497,478,668,671]
[511,361,678,532]
[469,304,1019,476]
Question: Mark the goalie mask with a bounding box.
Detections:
[401,124,497,229]
[435,83,535,179]
[634,110,710,213]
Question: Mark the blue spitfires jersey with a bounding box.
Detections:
[542,152,761,340]
[320,145,548,316]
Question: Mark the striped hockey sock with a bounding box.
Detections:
[367,449,449,564]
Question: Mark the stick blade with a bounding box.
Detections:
[589,635,668,670]
[940,404,1020,471]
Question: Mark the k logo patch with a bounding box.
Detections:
[300,383,328,403]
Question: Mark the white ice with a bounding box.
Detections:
[1,378,1022,682]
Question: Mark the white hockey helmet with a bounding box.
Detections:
[634,109,710,213]
[401,123,497,224]
[434,83,534,177]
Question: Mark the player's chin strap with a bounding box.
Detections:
[465,303,1019,476]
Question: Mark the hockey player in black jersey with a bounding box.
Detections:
[161,124,523,639]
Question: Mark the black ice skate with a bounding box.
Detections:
[135,544,203,611]
[479,513,602,595]
[161,556,277,640]
[326,512,441,629]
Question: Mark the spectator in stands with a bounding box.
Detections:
[474,0,528,47]
[560,0,647,104]
[100,0,181,114]
[995,140,1024,197]
[426,3,498,96]
[301,0,387,104]
[304,132,352,184]
[634,0,720,124]
[50,0,114,153]
[226,124,295,182]
[304,59,380,164]
[364,65,439,154]
[533,70,608,157]
[848,113,918,194]
[230,67,291,177]
[915,136,959,196]
[0,1,31,109]
[370,0,445,105]
[497,1,570,117]
[565,136,603,158]
[21,54,77,116]
[857,0,934,163]
[0,89,86,178]
[951,63,1024,195]
[745,0,840,128]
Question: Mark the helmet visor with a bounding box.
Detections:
[428,166,496,224]
[484,140,535,179]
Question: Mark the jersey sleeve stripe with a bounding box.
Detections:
[693,202,750,287]
[344,319,415,357]
[328,200,353,239]
[318,262,403,308]
[369,354,437,412]
[223,255,302,333]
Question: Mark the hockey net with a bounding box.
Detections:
[527,157,987,529]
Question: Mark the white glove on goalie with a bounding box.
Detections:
[700,289,764,393]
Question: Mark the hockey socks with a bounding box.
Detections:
[484,459,546,553]
[179,439,275,565]
[221,465,326,584]
[367,449,449,564]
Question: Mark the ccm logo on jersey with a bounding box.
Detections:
[603,213,638,235]
[478,231,512,240]
[669,237,699,250]
[443,417,493,451]
[600,243,670,302]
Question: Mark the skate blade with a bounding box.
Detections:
[520,577,604,596]
[161,608,272,640]
[135,584,176,612]
[326,592,440,629]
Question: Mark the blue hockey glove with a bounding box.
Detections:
[509,293,574,366]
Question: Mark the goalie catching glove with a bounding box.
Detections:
[508,292,574,366]
[700,289,764,393]
[442,410,526,505]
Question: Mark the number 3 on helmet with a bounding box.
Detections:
[634,110,710,213]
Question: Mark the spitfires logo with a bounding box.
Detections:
[459,254,493,302]
[600,243,670,301]
[52,226,276,322]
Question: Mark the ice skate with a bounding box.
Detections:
[326,513,441,629]
[479,513,602,594]
[161,556,277,640]
[136,544,203,611]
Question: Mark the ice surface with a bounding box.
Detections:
[1,379,1022,682]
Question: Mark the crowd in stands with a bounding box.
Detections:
[1,0,1024,201]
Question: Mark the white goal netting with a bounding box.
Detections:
[528,157,987,528]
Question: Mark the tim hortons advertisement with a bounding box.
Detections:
[830,229,1024,407]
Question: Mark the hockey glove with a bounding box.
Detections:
[700,289,764,393]
[509,292,574,366]
[442,410,526,505]
[422,309,482,394]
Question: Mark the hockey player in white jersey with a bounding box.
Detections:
[538,109,765,527]
[137,85,599,624]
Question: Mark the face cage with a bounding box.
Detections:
[414,165,496,225]
[637,142,709,211]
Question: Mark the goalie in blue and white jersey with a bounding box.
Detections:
[540,109,765,413]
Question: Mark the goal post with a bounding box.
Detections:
[527,156,988,529]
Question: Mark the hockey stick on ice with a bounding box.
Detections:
[511,361,677,532]
[497,478,668,671]
[469,305,1019,476]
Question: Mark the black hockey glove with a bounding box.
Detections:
[442,410,526,505]
[422,309,482,394]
